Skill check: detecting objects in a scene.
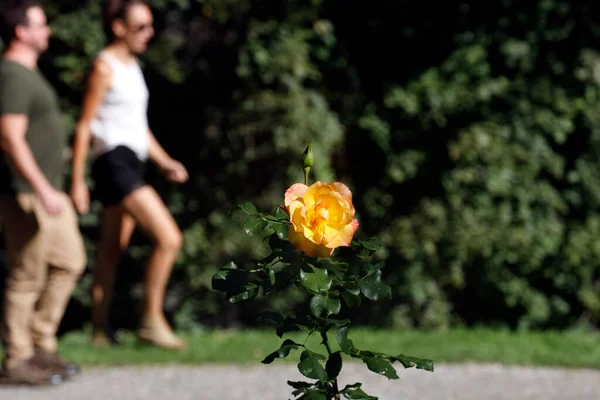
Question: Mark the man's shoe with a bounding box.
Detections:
[0,357,63,386]
[32,349,81,380]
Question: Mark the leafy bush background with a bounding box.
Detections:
[2,0,600,333]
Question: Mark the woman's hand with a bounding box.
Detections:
[70,180,90,214]
[160,159,188,183]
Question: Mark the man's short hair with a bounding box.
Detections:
[0,0,42,46]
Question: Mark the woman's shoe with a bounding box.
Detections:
[137,316,187,350]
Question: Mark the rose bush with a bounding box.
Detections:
[212,144,433,399]
[285,181,359,258]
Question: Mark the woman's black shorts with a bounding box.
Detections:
[91,145,146,207]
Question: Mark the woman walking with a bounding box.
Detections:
[70,0,187,350]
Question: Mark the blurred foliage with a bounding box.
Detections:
[339,0,600,330]
[3,0,600,333]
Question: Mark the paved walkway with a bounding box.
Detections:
[1,362,599,400]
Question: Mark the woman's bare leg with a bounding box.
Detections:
[121,185,185,349]
[91,205,136,345]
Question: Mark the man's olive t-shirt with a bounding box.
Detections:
[0,59,66,194]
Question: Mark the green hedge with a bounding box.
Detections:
[2,0,600,332]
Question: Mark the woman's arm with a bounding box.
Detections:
[70,59,112,213]
[147,130,189,183]
[147,129,173,170]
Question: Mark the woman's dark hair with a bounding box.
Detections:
[0,0,42,45]
[102,0,148,42]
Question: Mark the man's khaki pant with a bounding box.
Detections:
[0,192,86,369]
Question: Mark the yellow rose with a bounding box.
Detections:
[284,181,359,258]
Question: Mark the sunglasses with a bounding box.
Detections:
[128,23,153,33]
[25,22,49,29]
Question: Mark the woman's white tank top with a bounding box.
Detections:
[89,51,150,161]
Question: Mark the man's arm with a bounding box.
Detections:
[0,114,54,195]
[0,68,64,214]
[0,114,64,214]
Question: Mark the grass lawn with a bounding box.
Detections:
[15,327,597,369]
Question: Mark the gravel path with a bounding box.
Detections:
[1,362,599,400]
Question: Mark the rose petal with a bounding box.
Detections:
[302,220,324,245]
[330,182,354,203]
[285,183,309,208]
[285,180,358,258]
[288,226,334,258]
[321,226,337,245]
[325,218,359,248]
[303,181,328,204]
[313,244,335,258]
[289,201,306,231]
[330,183,355,218]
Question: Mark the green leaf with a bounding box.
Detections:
[216,261,238,271]
[322,317,351,328]
[290,381,327,399]
[336,327,356,354]
[392,354,435,372]
[364,357,399,380]
[256,311,285,327]
[318,259,349,274]
[301,265,333,292]
[272,207,290,239]
[272,222,288,240]
[343,281,361,295]
[211,262,248,293]
[342,291,361,308]
[288,381,313,390]
[351,237,384,258]
[227,283,259,303]
[358,270,392,301]
[362,262,385,276]
[277,314,320,337]
[268,233,297,254]
[262,339,302,364]
[299,392,327,400]
[354,248,376,259]
[244,215,269,236]
[276,317,302,337]
[274,205,289,219]
[342,385,378,400]
[298,350,328,381]
[230,201,257,215]
[268,269,276,285]
[341,383,362,391]
[325,351,342,380]
[255,250,282,268]
[361,237,385,250]
[310,294,341,317]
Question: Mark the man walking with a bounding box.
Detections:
[0,0,86,385]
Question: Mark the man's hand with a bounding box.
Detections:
[39,186,65,215]
[161,159,188,183]
[70,180,90,214]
